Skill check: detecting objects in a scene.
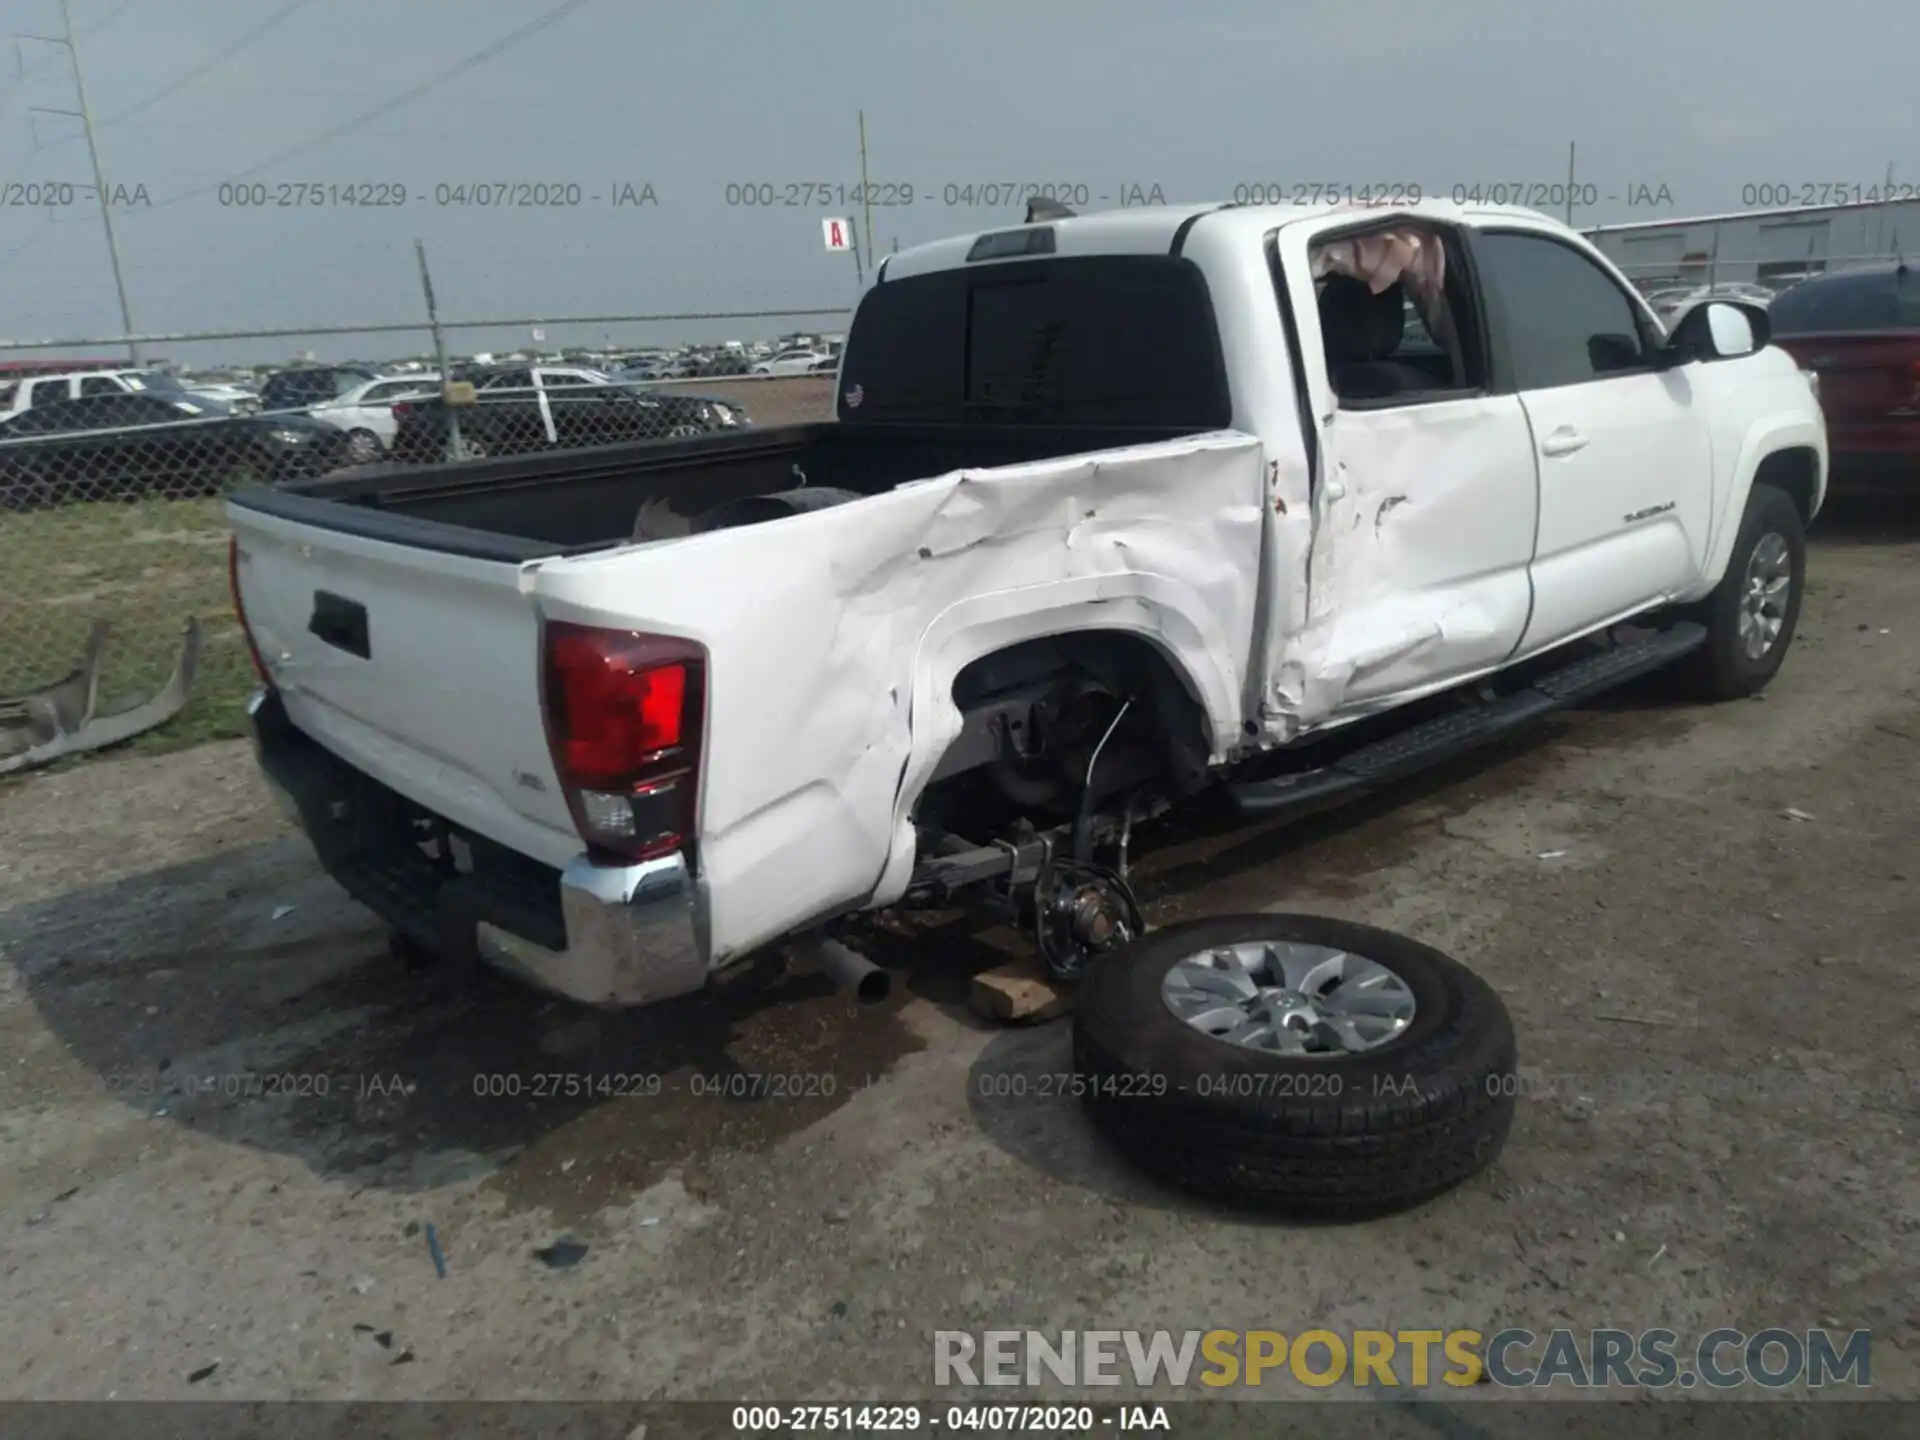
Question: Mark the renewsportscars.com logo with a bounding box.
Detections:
[933,1328,1873,1390]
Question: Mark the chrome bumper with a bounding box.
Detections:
[475,852,707,1008]
[248,688,709,1009]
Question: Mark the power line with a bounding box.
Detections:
[100,0,316,129]
[75,0,140,42]
[139,0,595,213]
[9,0,139,360]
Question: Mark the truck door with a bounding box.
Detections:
[1274,217,1540,714]
[1468,228,1714,657]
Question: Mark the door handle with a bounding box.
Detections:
[309,590,370,659]
[1540,427,1588,458]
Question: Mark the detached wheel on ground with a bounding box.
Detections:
[1073,913,1517,1220]
[1673,482,1806,700]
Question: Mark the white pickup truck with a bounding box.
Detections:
[228,198,1823,1210]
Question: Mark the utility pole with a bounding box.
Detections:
[414,239,463,462]
[857,109,874,273]
[19,0,139,362]
[1564,141,1577,226]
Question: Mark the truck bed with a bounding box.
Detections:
[229,420,1213,558]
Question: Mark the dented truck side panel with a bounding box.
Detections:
[527,432,1269,965]
[1267,215,1541,721]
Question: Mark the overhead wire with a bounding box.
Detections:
[99,0,318,129]
[136,0,596,214]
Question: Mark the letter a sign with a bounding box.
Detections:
[822,217,853,251]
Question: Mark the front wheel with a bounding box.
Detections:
[1674,483,1805,700]
[1074,913,1517,1220]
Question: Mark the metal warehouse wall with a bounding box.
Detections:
[1584,198,1920,292]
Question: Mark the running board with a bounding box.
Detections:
[1225,623,1706,818]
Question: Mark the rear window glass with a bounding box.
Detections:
[1769,272,1900,333]
[837,256,1230,428]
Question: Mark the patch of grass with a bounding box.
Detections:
[0,493,254,762]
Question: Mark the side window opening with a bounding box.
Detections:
[1309,225,1485,407]
[1476,231,1657,390]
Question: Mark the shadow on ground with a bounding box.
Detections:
[1,837,929,1212]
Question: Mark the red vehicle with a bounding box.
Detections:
[1767,264,1920,492]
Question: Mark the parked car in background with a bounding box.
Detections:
[807,354,839,374]
[1649,282,1778,328]
[309,374,442,461]
[614,358,678,383]
[0,367,210,419]
[752,348,830,376]
[1768,263,1920,492]
[388,365,744,462]
[183,379,262,414]
[0,390,349,508]
[690,350,753,377]
[257,364,381,416]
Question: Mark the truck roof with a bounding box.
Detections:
[877,199,1569,282]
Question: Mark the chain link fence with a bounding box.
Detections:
[0,317,845,765]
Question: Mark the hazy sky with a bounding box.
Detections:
[0,0,1914,362]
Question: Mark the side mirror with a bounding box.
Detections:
[1666,301,1770,364]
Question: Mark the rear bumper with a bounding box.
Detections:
[247,688,708,1007]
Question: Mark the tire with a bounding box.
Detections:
[1073,913,1517,1220]
[345,428,381,464]
[1673,483,1805,700]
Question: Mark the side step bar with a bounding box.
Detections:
[1226,623,1707,818]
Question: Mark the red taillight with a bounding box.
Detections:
[541,621,705,862]
[392,402,411,419]
[229,535,272,687]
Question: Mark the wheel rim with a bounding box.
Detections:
[1738,531,1792,661]
[1161,941,1417,1055]
[347,430,378,461]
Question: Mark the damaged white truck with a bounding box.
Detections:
[228,199,1825,1215]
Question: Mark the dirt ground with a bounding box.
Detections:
[2,498,1918,1415]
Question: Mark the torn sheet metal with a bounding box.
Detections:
[1270,398,1538,725]
[0,618,202,774]
[1257,216,1538,738]
[532,431,1269,964]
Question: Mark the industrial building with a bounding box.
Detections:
[1584,197,1918,295]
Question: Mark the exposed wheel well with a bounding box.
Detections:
[918,630,1216,827]
[1754,447,1820,524]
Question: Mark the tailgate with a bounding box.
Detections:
[230,504,581,869]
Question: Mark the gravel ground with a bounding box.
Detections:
[2,499,1918,1415]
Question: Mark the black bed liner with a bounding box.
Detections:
[226,420,1214,563]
